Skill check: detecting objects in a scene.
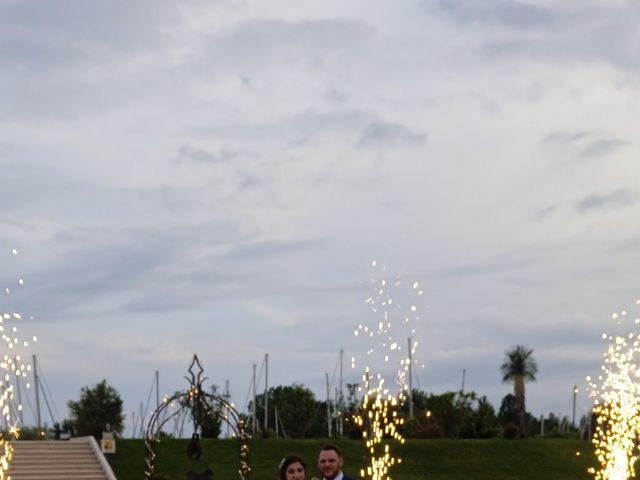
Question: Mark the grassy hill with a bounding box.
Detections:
[107,438,597,480]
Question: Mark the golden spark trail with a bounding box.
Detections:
[0,248,38,479]
[588,305,640,480]
[353,261,423,480]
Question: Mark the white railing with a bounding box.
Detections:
[73,436,118,480]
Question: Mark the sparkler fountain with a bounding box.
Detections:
[0,248,38,479]
[587,301,640,480]
[352,261,424,480]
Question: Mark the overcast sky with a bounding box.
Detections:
[2,0,640,435]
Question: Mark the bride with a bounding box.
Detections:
[279,454,308,480]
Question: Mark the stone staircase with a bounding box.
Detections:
[5,437,117,480]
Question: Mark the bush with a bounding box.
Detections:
[502,423,520,440]
[541,430,580,439]
[260,428,277,439]
[8,427,48,440]
[401,418,420,438]
[415,423,444,439]
[347,426,363,440]
[472,427,500,439]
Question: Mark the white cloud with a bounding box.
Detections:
[2,0,640,426]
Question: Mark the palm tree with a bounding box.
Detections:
[500,345,538,436]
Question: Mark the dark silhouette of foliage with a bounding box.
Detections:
[177,386,223,439]
[502,422,520,439]
[500,345,538,436]
[67,379,124,439]
[401,389,498,439]
[462,395,499,438]
[252,384,318,438]
[498,394,519,425]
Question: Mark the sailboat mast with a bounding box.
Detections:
[264,353,269,432]
[339,349,344,437]
[15,368,24,426]
[33,354,41,429]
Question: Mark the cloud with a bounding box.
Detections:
[608,238,640,254]
[0,0,180,53]
[0,1,190,121]
[0,36,88,76]
[19,215,259,317]
[357,121,427,148]
[543,131,596,145]
[248,300,299,328]
[543,131,629,159]
[0,160,79,211]
[176,146,241,164]
[116,236,335,313]
[580,139,629,158]
[438,257,529,280]
[32,232,187,300]
[576,189,637,213]
[501,276,549,290]
[220,238,324,263]
[197,18,376,75]
[432,0,554,29]
[193,109,371,145]
[209,17,374,57]
[478,4,640,72]
[531,205,557,221]
[4,0,640,427]
[237,172,263,190]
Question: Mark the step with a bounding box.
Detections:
[2,439,113,480]
[6,475,108,480]
[9,467,105,474]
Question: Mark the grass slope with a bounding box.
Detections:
[108,438,596,480]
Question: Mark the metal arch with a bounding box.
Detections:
[144,355,251,480]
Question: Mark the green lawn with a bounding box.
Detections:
[107,438,598,480]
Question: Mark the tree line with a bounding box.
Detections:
[47,345,586,440]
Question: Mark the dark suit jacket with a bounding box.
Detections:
[321,475,359,480]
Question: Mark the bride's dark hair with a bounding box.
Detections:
[279,454,307,480]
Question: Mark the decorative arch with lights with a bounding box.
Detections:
[144,355,251,480]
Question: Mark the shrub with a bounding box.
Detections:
[502,423,519,439]
[401,418,420,438]
[348,426,363,440]
[260,428,277,439]
[415,423,444,439]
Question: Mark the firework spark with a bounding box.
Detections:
[588,304,640,480]
[0,248,37,479]
[353,261,424,480]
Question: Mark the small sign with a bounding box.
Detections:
[101,438,116,454]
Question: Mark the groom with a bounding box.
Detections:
[317,444,359,480]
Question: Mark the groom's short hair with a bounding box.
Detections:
[319,444,343,458]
